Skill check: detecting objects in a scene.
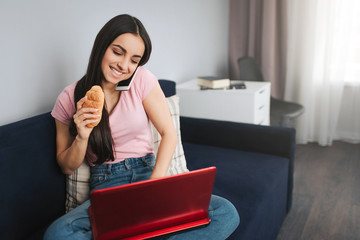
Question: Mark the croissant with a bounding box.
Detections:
[82,85,104,128]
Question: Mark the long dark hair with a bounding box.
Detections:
[69,14,152,165]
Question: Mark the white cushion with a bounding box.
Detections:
[65,161,90,212]
[151,95,189,176]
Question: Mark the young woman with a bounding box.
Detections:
[44,14,239,240]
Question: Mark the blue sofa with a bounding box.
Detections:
[0,80,295,240]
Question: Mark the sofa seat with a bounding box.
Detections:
[183,142,289,240]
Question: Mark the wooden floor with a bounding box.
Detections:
[276,141,360,240]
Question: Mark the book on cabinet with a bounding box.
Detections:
[197,76,230,89]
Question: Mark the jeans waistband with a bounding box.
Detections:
[90,154,155,175]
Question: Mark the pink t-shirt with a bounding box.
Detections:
[51,67,157,165]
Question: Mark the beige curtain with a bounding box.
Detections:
[286,0,360,145]
[229,0,288,99]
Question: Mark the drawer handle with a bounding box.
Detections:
[258,105,265,110]
[258,120,264,125]
[259,89,265,94]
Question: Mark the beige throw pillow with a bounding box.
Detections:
[151,94,189,176]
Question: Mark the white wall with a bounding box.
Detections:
[1,0,229,125]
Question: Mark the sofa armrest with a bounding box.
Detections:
[180,116,296,212]
[0,112,65,239]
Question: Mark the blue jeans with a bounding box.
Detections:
[44,155,239,240]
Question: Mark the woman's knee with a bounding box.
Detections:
[43,216,70,240]
[210,195,240,229]
[43,200,92,240]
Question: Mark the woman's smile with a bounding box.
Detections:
[110,66,123,77]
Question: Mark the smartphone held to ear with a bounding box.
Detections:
[115,68,139,91]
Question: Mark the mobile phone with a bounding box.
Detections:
[115,67,139,91]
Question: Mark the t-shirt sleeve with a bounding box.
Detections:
[51,83,76,125]
[135,67,158,101]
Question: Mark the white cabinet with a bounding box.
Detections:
[176,80,271,125]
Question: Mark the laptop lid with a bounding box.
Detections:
[88,167,216,240]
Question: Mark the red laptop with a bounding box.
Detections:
[88,167,216,240]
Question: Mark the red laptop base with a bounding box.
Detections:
[88,167,216,240]
[89,208,210,240]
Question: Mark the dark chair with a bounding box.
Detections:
[237,56,304,127]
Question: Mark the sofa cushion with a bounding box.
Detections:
[183,142,289,240]
[152,94,188,175]
[0,113,65,240]
[65,161,91,212]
